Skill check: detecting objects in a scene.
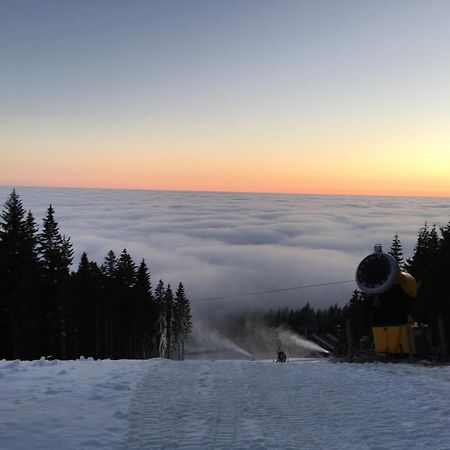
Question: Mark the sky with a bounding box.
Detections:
[1,1,450,196]
[2,186,449,316]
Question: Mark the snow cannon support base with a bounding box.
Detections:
[372,324,432,355]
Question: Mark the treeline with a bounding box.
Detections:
[0,190,192,361]
[262,303,343,338]
[235,223,450,343]
[344,225,450,340]
[210,303,345,351]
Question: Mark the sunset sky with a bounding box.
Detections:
[1,1,450,196]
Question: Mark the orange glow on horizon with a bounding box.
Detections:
[3,2,450,200]
[2,122,450,198]
[2,177,450,199]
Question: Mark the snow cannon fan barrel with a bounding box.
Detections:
[355,245,417,298]
[355,245,428,356]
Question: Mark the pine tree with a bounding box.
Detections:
[0,189,26,238]
[406,223,431,279]
[389,233,405,269]
[0,190,39,358]
[342,290,371,339]
[134,260,155,358]
[21,210,41,358]
[405,223,441,322]
[115,249,137,357]
[100,250,119,357]
[435,222,450,324]
[153,279,163,300]
[173,282,192,360]
[38,205,73,359]
[38,205,73,278]
[71,252,105,358]
[102,250,118,278]
[298,303,317,337]
[154,280,166,357]
[136,260,152,296]
[162,284,174,359]
[116,249,137,288]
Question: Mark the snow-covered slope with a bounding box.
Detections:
[1,358,450,449]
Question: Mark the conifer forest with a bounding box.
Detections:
[1,190,450,360]
[0,190,192,360]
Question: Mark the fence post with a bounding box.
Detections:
[406,325,415,360]
[438,317,448,357]
[346,319,353,362]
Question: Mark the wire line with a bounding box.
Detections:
[191,279,355,303]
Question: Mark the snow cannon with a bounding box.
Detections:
[276,349,287,363]
[356,245,417,297]
[355,245,430,355]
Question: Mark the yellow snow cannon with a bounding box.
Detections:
[355,245,431,355]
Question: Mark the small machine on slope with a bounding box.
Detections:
[275,348,287,363]
[355,245,431,355]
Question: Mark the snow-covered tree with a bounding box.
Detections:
[173,282,192,360]
[155,280,167,357]
[161,284,174,359]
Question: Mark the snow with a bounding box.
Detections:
[0,357,144,450]
[1,358,450,449]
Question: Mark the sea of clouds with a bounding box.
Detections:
[1,186,449,317]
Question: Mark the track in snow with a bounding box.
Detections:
[126,359,305,449]
[125,358,450,450]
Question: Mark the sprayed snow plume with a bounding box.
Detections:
[235,322,329,359]
[186,324,253,359]
[186,320,328,360]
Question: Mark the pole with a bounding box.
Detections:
[346,319,353,362]
[438,317,448,356]
[406,325,415,360]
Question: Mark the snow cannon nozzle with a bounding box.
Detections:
[355,249,400,295]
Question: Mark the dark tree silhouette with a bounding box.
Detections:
[38,205,74,359]
[389,233,405,269]
[173,282,192,360]
[0,190,193,360]
[0,190,40,359]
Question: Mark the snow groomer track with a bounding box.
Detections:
[125,359,450,450]
[2,358,450,449]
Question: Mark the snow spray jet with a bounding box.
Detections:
[207,330,253,359]
[186,323,252,359]
[236,320,329,359]
[277,327,329,355]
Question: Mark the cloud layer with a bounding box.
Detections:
[1,187,449,315]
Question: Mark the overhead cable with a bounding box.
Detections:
[191,279,355,303]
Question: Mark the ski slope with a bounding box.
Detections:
[1,358,450,449]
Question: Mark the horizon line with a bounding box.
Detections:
[1,183,450,200]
